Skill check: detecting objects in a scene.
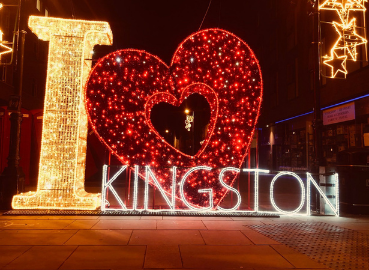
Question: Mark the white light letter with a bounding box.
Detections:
[270,172,305,214]
[180,166,213,210]
[243,169,269,212]
[145,166,176,210]
[101,165,127,210]
[133,165,139,210]
[307,172,339,216]
[217,167,241,211]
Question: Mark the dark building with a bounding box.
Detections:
[256,0,369,172]
[0,0,79,188]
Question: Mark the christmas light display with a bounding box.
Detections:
[12,16,112,210]
[85,28,263,208]
[0,30,12,61]
[270,172,305,215]
[101,166,339,216]
[319,0,367,78]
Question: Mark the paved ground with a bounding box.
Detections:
[0,213,368,270]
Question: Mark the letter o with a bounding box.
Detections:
[270,172,305,214]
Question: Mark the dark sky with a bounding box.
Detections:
[70,0,261,63]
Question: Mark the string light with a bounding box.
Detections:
[85,28,263,208]
[101,165,339,216]
[319,0,367,78]
[306,172,339,216]
[12,16,113,210]
[0,30,12,61]
[217,167,241,211]
[270,172,306,215]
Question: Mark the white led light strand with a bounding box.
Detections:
[172,166,177,210]
[179,166,213,210]
[307,173,339,216]
[144,166,176,210]
[243,169,269,212]
[270,172,305,214]
[101,165,127,210]
[133,165,139,210]
[217,167,241,211]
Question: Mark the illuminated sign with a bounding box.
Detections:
[101,166,339,216]
[319,0,367,78]
[85,28,263,209]
[12,16,113,210]
[323,101,355,125]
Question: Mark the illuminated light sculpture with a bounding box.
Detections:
[0,30,12,61]
[101,166,339,216]
[319,0,367,78]
[85,29,263,208]
[12,16,113,209]
[270,172,306,215]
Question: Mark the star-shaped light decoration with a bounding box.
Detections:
[332,18,367,61]
[0,30,13,61]
[323,51,348,77]
[320,0,366,22]
[319,0,367,78]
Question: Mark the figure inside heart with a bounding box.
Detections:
[85,28,263,209]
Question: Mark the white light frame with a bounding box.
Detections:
[101,165,339,216]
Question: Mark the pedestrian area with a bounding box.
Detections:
[0,213,368,270]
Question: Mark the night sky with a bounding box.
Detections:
[70,0,261,63]
[69,0,263,155]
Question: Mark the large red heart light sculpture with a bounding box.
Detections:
[85,28,263,208]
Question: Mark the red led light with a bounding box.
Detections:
[85,28,263,208]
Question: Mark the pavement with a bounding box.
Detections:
[0,213,368,270]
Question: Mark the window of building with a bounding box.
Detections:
[45,8,48,17]
[36,0,41,11]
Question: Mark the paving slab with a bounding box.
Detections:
[0,246,31,268]
[60,246,146,269]
[3,245,77,270]
[241,230,281,245]
[144,245,182,268]
[271,244,329,268]
[98,216,142,220]
[200,230,253,245]
[92,219,156,229]
[0,229,77,245]
[64,219,99,229]
[180,245,293,269]
[129,229,204,245]
[65,229,132,245]
[203,220,264,230]
[0,219,74,230]
[162,216,232,221]
[141,216,163,220]
[36,215,100,220]
[157,220,207,230]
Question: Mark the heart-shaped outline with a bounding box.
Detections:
[85,28,263,208]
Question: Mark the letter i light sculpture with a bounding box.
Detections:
[12,16,112,210]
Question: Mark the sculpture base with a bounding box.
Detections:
[12,190,101,210]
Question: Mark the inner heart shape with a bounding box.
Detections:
[85,28,263,208]
[150,93,211,156]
